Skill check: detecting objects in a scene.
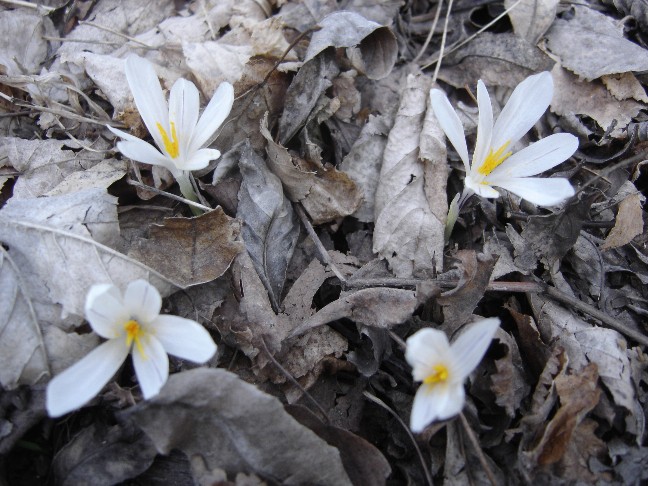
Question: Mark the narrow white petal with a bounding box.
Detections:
[464,175,501,199]
[410,382,465,432]
[491,72,553,148]
[107,125,143,143]
[489,133,578,178]
[180,148,221,171]
[169,78,200,158]
[132,335,169,399]
[491,176,575,206]
[124,55,169,152]
[85,284,128,339]
[430,89,470,174]
[152,315,217,363]
[190,82,234,152]
[405,328,452,382]
[450,318,500,381]
[115,139,174,170]
[472,80,494,172]
[46,339,129,417]
[123,280,161,324]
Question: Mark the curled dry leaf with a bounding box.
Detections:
[545,6,648,81]
[304,11,397,80]
[490,329,530,418]
[122,368,353,486]
[237,142,299,310]
[601,192,645,250]
[263,115,361,224]
[128,207,243,289]
[373,74,445,277]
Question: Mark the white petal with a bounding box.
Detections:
[125,55,169,152]
[169,78,200,158]
[489,133,578,178]
[179,148,221,171]
[107,125,144,143]
[410,382,465,432]
[152,315,217,363]
[491,176,575,206]
[190,82,234,153]
[472,80,494,172]
[491,72,553,149]
[464,175,501,199]
[46,339,129,417]
[450,318,500,381]
[115,139,175,170]
[430,89,470,174]
[85,284,128,339]
[123,280,161,324]
[405,328,452,382]
[132,335,169,399]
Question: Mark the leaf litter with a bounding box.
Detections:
[1,0,648,484]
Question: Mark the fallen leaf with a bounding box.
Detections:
[601,72,648,103]
[544,5,648,80]
[490,329,530,418]
[602,192,645,250]
[304,11,397,80]
[122,368,353,486]
[0,9,55,75]
[45,159,127,196]
[505,0,558,43]
[237,142,299,310]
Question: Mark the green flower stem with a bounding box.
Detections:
[176,172,203,216]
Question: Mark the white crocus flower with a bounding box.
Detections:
[406,318,500,433]
[108,55,234,207]
[46,280,217,417]
[431,72,578,207]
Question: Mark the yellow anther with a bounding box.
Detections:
[423,364,449,385]
[157,121,179,159]
[478,141,512,176]
[124,320,147,359]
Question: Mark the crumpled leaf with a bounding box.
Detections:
[545,5,648,80]
[289,287,417,338]
[304,11,397,80]
[263,115,361,224]
[373,74,445,277]
[237,142,299,310]
[490,329,530,418]
[52,421,157,486]
[439,33,553,89]
[602,191,645,250]
[602,72,648,103]
[44,159,127,197]
[122,368,353,486]
[505,0,558,43]
[128,207,243,289]
[0,9,55,75]
[551,64,645,137]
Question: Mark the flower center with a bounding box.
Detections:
[124,319,146,358]
[423,364,449,385]
[157,121,179,159]
[477,141,512,176]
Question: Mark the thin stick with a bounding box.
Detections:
[363,391,434,486]
[78,21,153,49]
[459,413,497,486]
[294,204,347,284]
[413,0,444,63]
[0,0,54,11]
[261,337,330,424]
[432,0,454,83]
[127,179,212,212]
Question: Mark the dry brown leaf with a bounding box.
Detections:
[505,0,558,44]
[602,192,645,250]
[0,9,55,75]
[490,329,530,418]
[128,208,242,288]
[544,5,648,80]
[551,64,645,137]
[601,73,648,103]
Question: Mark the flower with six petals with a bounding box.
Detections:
[431,72,578,207]
[46,280,217,417]
[405,318,500,432]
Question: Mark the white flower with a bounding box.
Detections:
[108,55,234,179]
[46,280,217,417]
[431,72,578,206]
[405,318,500,432]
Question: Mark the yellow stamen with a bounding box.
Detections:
[477,141,512,176]
[423,364,449,385]
[156,121,179,159]
[124,319,147,359]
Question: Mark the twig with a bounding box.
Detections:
[260,337,330,424]
[459,413,497,486]
[0,0,54,11]
[363,391,434,486]
[432,0,454,83]
[78,21,153,49]
[294,204,347,284]
[506,211,616,228]
[413,0,444,64]
[126,179,212,212]
[389,330,407,350]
